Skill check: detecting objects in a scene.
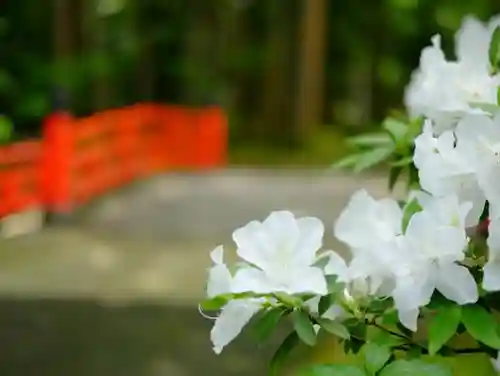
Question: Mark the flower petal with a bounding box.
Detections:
[294,216,325,266]
[334,190,401,250]
[207,264,233,298]
[323,304,347,321]
[210,245,224,265]
[323,251,349,281]
[286,266,328,295]
[392,269,435,313]
[484,219,500,291]
[487,218,500,260]
[334,190,377,249]
[455,16,490,68]
[210,299,262,354]
[478,166,500,219]
[231,267,276,294]
[483,261,500,292]
[398,308,420,332]
[262,211,300,252]
[233,220,273,270]
[436,263,478,304]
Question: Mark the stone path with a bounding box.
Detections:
[0,169,397,301]
[0,169,400,376]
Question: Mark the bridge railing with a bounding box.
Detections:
[0,103,227,221]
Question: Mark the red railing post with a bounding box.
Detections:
[42,111,74,215]
[194,106,228,168]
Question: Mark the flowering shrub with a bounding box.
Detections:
[200,15,500,376]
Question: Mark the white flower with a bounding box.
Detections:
[413,190,473,230]
[210,299,263,354]
[455,15,500,72]
[454,112,500,219]
[387,199,478,331]
[404,23,500,133]
[206,246,233,298]
[334,189,402,251]
[334,190,403,294]
[205,246,265,354]
[484,219,500,291]
[231,211,328,295]
[323,251,349,283]
[413,119,486,227]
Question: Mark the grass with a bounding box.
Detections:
[229,129,350,167]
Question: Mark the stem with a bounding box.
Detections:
[368,319,494,357]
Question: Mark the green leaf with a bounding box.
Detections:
[402,198,422,232]
[428,305,461,355]
[372,330,405,348]
[274,293,303,307]
[344,319,367,340]
[200,295,230,311]
[497,87,500,106]
[317,318,350,339]
[353,147,393,172]
[383,118,408,142]
[388,166,402,191]
[269,331,300,376]
[489,26,500,73]
[462,304,500,349]
[379,359,452,376]
[406,346,422,359]
[333,154,361,169]
[380,310,399,326]
[347,132,392,147]
[292,310,317,346]
[313,255,330,269]
[252,308,284,343]
[469,102,500,114]
[390,156,413,167]
[318,295,333,316]
[300,364,366,376]
[326,275,344,294]
[407,116,424,138]
[362,342,391,375]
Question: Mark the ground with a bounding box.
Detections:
[0,169,396,376]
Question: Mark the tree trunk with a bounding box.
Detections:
[182,2,217,105]
[53,0,75,109]
[135,2,155,101]
[257,0,296,145]
[81,0,113,111]
[294,0,327,142]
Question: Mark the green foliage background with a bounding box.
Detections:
[1,0,500,157]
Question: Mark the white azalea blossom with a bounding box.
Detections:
[333,190,403,295]
[413,119,487,227]
[231,211,328,295]
[454,112,500,219]
[332,190,477,331]
[386,200,478,330]
[204,211,330,354]
[205,246,264,354]
[200,13,500,367]
[404,16,500,133]
[334,189,402,250]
